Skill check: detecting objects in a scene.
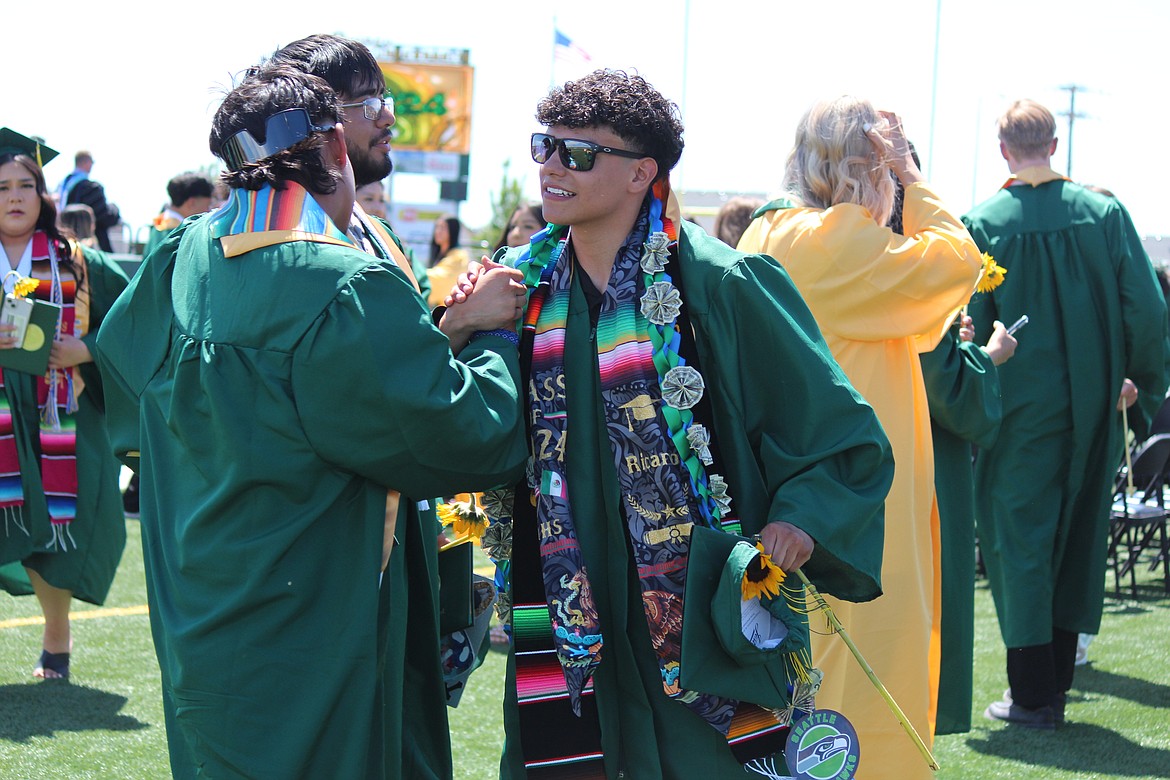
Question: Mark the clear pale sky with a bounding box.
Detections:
[7,0,1166,242]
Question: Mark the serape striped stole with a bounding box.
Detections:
[209,182,354,257]
[511,215,789,776]
[0,234,86,549]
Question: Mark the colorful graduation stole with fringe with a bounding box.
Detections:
[0,233,87,550]
[0,389,25,533]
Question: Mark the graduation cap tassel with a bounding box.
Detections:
[796,569,940,771]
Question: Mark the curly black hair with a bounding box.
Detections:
[536,69,684,181]
[209,65,342,193]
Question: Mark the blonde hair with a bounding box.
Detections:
[997,99,1056,159]
[782,96,895,226]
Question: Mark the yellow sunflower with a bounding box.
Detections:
[742,542,786,602]
[436,498,489,541]
[5,273,39,298]
[975,252,1007,293]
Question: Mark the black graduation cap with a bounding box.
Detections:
[0,128,59,167]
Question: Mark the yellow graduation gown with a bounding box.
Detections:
[739,182,981,779]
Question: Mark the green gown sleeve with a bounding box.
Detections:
[77,244,130,409]
[94,221,189,471]
[1112,202,1170,425]
[920,333,1002,449]
[293,265,527,497]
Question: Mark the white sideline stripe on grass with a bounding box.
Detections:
[0,604,149,630]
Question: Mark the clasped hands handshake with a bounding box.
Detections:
[437,256,526,353]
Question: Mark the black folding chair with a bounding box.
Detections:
[1109,433,1170,597]
[1146,394,1170,438]
[1124,392,1170,447]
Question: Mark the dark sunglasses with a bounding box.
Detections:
[530,132,646,172]
[219,109,336,172]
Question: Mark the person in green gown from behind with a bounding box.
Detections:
[94,65,529,779]
[966,99,1170,729]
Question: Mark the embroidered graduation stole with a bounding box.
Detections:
[0,387,25,532]
[502,182,790,776]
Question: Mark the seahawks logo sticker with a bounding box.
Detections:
[785,709,860,780]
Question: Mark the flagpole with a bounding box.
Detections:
[927,0,941,178]
[550,17,558,91]
[676,0,691,194]
[680,0,691,124]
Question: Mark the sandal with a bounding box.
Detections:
[33,649,70,681]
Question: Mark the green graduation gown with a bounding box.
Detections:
[920,333,1001,734]
[964,178,1170,647]
[500,221,893,778]
[0,242,129,605]
[94,214,527,780]
[142,225,175,257]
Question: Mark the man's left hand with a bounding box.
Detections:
[1117,378,1138,411]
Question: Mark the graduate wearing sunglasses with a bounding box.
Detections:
[449,69,894,779]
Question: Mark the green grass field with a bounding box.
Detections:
[2,519,1168,779]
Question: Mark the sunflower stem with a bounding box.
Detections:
[796,568,940,771]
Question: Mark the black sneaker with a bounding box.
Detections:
[1002,688,1066,725]
[985,696,1056,730]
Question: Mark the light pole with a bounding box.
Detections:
[1059,84,1087,177]
[928,0,942,178]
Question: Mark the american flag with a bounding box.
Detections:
[554,29,592,69]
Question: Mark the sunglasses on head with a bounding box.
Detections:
[219,108,335,172]
[530,132,646,172]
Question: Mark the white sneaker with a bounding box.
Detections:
[1075,633,1094,666]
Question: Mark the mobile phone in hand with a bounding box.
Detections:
[1006,315,1029,336]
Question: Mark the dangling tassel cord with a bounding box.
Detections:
[743,755,793,779]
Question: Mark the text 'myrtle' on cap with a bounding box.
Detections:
[0,128,59,167]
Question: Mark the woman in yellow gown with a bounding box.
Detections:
[738,97,982,780]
